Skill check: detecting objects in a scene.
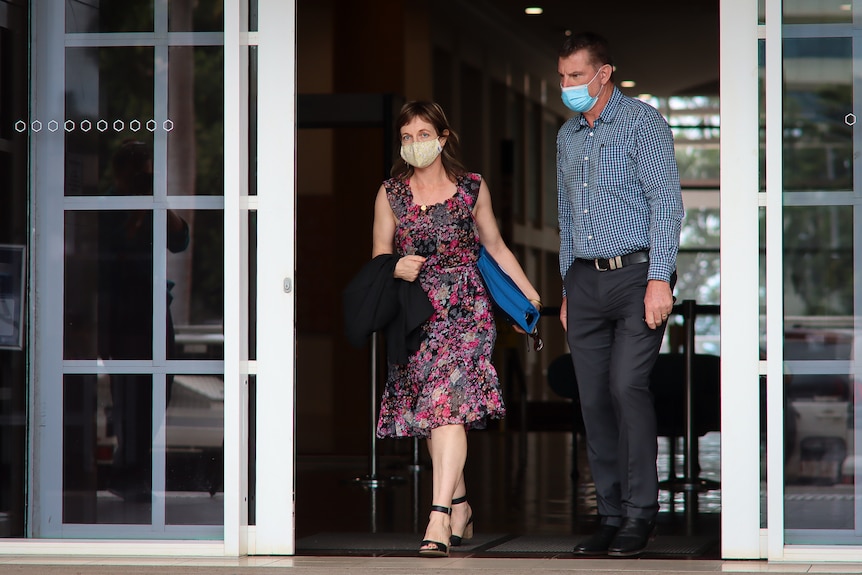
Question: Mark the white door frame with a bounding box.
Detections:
[250,0,297,556]
[7,0,298,556]
[719,0,763,560]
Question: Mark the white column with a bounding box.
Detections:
[764,0,786,560]
[223,0,250,557]
[719,0,763,559]
[254,0,297,555]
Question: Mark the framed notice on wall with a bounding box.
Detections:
[0,245,25,350]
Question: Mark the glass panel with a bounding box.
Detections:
[783,37,852,192]
[65,47,155,197]
[784,0,852,25]
[0,4,28,538]
[248,212,257,360]
[783,206,853,361]
[781,20,859,542]
[165,374,224,525]
[249,45,258,196]
[65,210,155,361]
[169,0,224,32]
[171,210,224,360]
[249,0,259,32]
[248,374,255,524]
[65,0,155,33]
[64,374,153,524]
[167,46,224,196]
[785,373,854,532]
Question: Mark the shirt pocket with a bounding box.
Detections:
[597,145,635,190]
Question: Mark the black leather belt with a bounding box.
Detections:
[576,250,649,271]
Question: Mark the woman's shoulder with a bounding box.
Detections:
[458,172,483,206]
[382,176,404,190]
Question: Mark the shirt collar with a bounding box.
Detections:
[573,86,622,131]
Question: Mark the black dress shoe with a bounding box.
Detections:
[607,517,656,557]
[572,523,619,555]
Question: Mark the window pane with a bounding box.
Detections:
[65,0,155,33]
[783,205,853,361]
[783,38,852,193]
[64,374,153,525]
[165,374,224,526]
[65,47,155,197]
[170,210,224,360]
[167,47,224,196]
[65,211,155,361]
[784,0,852,25]
[169,0,224,32]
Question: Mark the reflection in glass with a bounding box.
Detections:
[784,373,854,533]
[169,0,224,32]
[170,210,225,360]
[784,1,852,24]
[783,206,853,361]
[65,47,155,197]
[65,0,154,33]
[165,374,224,526]
[64,374,153,525]
[167,47,224,196]
[65,51,154,195]
[783,38,852,192]
[64,203,191,361]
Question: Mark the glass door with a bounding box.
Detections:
[770,0,862,549]
[32,0,228,539]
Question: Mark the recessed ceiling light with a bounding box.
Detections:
[840,4,851,10]
[620,80,636,88]
[525,7,543,15]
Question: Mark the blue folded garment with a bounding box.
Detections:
[477,246,540,335]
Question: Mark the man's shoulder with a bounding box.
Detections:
[613,92,667,125]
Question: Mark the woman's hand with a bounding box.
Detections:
[394,255,426,282]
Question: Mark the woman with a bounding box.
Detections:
[372,101,541,558]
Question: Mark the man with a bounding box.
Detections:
[556,32,684,557]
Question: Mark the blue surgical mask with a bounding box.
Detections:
[560,67,605,113]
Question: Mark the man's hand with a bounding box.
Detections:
[560,295,568,332]
[644,279,673,330]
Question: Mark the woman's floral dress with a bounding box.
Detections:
[376,172,505,439]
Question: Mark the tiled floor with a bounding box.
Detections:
[2,430,861,573]
[294,429,723,558]
[0,556,860,575]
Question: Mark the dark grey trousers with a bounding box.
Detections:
[564,259,675,524]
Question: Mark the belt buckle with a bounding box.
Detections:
[594,256,622,271]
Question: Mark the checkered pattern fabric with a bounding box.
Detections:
[557,87,684,292]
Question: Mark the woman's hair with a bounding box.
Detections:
[390,101,467,181]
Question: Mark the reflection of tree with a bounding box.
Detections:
[676,208,720,336]
[783,86,852,191]
[784,206,853,317]
[92,4,225,327]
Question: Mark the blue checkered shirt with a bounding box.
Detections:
[557,87,684,293]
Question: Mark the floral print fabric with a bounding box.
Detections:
[376,173,505,439]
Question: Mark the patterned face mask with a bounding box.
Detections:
[400,138,443,169]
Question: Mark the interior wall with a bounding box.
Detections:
[294,0,570,456]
